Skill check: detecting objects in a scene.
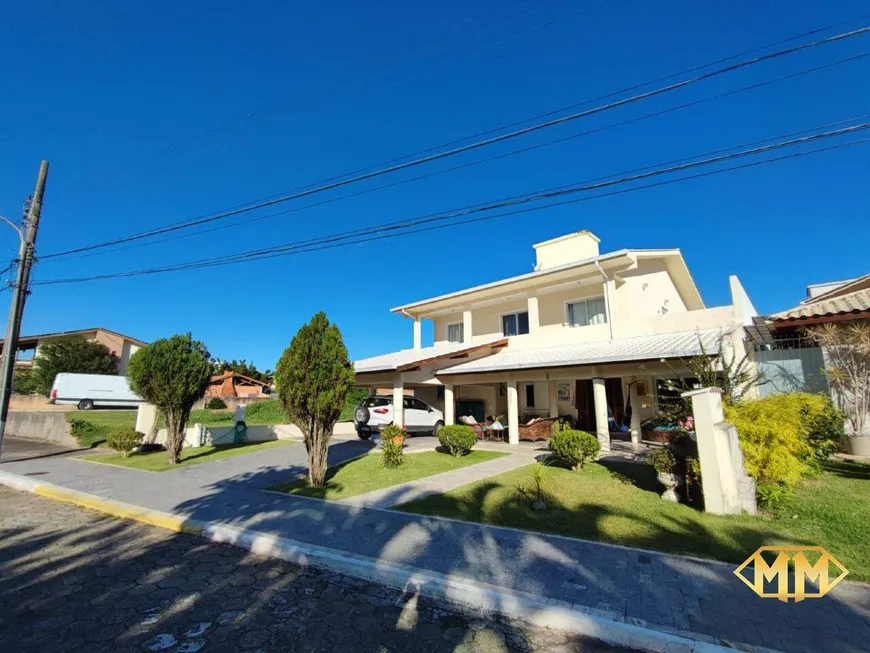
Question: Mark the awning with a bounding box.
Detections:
[437,328,730,375]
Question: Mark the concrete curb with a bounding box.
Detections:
[0,470,782,653]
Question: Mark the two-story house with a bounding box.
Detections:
[354,230,757,450]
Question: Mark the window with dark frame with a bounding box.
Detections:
[502,311,530,336]
[525,384,535,408]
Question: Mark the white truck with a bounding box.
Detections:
[49,373,143,410]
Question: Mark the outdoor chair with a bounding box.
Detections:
[518,416,557,441]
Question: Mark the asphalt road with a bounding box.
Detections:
[0,486,632,652]
[0,436,86,462]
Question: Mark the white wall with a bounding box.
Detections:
[430,256,735,348]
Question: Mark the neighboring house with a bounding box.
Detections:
[206,371,271,399]
[354,230,756,448]
[752,274,870,398]
[1,328,147,376]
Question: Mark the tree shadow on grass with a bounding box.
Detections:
[596,460,661,493]
[180,440,281,464]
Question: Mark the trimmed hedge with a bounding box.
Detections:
[725,393,843,488]
[105,428,143,458]
[549,429,600,470]
[438,424,477,457]
[205,397,228,410]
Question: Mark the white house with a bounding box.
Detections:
[354,230,756,449]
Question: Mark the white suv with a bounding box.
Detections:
[353,395,444,440]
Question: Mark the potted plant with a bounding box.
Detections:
[647,447,683,502]
[380,423,407,447]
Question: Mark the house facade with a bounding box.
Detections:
[206,371,271,399]
[3,328,147,376]
[354,230,757,449]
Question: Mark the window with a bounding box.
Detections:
[362,396,391,408]
[412,398,430,411]
[566,297,607,327]
[525,384,535,408]
[446,321,464,343]
[402,397,415,410]
[502,311,529,336]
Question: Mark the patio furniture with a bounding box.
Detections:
[518,416,557,441]
[488,420,506,442]
[459,415,487,440]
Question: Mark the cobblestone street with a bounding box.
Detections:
[0,487,628,652]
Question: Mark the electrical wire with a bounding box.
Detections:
[34,121,870,285]
[42,23,870,260]
[46,50,870,263]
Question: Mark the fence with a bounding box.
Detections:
[753,337,829,398]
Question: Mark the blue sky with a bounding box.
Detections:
[1,0,868,368]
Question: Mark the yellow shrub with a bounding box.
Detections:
[725,393,838,487]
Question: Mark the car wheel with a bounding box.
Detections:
[354,406,370,424]
[357,431,372,440]
[78,399,94,411]
[433,421,444,436]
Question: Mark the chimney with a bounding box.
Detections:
[533,230,601,270]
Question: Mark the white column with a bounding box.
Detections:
[392,375,404,427]
[527,294,540,333]
[548,380,559,419]
[444,383,455,425]
[592,377,611,452]
[682,387,756,515]
[506,381,519,445]
[629,378,642,449]
[462,309,473,344]
[413,317,422,350]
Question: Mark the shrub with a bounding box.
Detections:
[646,447,676,475]
[244,399,288,424]
[105,428,143,458]
[548,429,600,470]
[380,423,406,442]
[438,424,477,456]
[725,392,842,488]
[381,438,404,468]
[756,481,795,512]
[206,397,227,410]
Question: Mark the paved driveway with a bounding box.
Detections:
[0,487,627,652]
[0,437,86,463]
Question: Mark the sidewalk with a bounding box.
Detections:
[2,444,868,653]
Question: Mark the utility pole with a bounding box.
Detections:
[0,161,49,460]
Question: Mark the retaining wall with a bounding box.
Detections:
[5,411,78,447]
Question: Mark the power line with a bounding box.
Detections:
[45,49,870,263]
[42,23,870,260]
[34,120,870,285]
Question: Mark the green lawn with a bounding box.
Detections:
[79,440,292,472]
[66,410,137,448]
[273,450,507,501]
[398,458,870,582]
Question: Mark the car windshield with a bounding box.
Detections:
[361,396,391,408]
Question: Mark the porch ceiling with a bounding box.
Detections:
[436,328,731,375]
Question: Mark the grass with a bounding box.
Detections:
[273,450,507,501]
[79,440,291,472]
[398,458,870,582]
[66,410,136,448]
